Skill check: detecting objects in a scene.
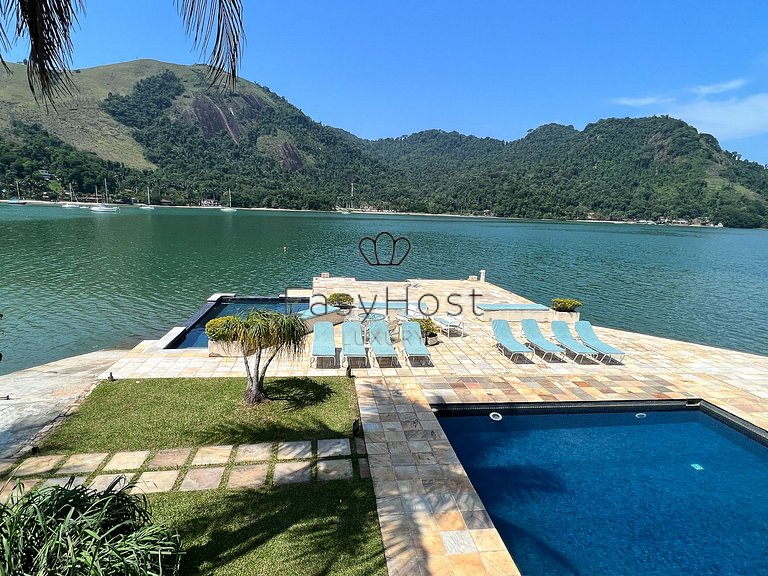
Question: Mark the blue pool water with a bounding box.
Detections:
[438,408,768,576]
[171,298,309,348]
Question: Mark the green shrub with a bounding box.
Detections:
[415,317,439,336]
[551,298,583,312]
[0,479,181,575]
[327,292,354,307]
[205,315,240,342]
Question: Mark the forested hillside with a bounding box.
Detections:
[1,60,767,226]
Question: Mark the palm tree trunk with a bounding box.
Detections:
[243,347,269,404]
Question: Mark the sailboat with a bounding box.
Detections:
[90,181,119,213]
[220,189,237,212]
[61,183,79,208]
[139,187,155,210]
[7,181,27,205]
[339,182,353,214]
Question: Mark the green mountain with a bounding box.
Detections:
[1,59,766,226]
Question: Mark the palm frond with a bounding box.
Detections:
[1,0,84,102]
[176,0,245,89]
[0,11,12,73]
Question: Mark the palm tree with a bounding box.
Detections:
[0,0,244,102]
[205,310,308,405]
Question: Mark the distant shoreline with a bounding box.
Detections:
[0,199,734,228]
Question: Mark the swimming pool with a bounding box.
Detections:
[437,402,768,576]
[169,296,309,348]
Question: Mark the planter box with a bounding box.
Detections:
[549,310,580,323]
[208,340,245,357]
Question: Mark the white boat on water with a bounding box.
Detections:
[221,189,237,212]
[139,187,155,210]
[338,182,354,214]
[90,181,119,213]
[91,204,119,213]
[7,182,27,205]
[61,184,80,208]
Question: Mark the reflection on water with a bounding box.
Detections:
[1,205,767,374]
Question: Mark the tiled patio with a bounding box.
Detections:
[20,276,768,575]
[0,438,369,503]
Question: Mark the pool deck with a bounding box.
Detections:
[92,275,768,575]
[7,275,768,575]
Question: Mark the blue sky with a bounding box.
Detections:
[5,0,768,163]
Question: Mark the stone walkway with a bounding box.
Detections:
[0,438,369,502]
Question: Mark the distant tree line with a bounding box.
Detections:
[2,70,767,227]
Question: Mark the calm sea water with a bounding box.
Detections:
[1,205,767,374]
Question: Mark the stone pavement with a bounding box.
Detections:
[0,438,369,503]
[0,350,126,459]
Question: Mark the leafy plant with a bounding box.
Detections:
[208,310,309,405]
[415,317,439,336]
[204,315,241,343]
[0,478,181,575]
[551,298,583,312]
[327,293,354,307]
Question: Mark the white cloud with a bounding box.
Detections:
[612,96,675,107]
[691,78,747,96]
[668,93,768,140]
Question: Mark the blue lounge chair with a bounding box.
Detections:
[311,322,337,368]
[368,320,399,367]
[491,320,533,361]
[401,322,432,366]
[299,305,340,320]
[521,319,565,361]
[574,321,626,363]
[550,321,598,362]
[341,322,368,367]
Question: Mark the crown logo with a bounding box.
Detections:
[358,232,411,266]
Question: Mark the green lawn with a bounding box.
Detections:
[36,375,386,576]
[150,482,386,576]
[40,377,358,453]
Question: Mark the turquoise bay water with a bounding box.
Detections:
[1,204,767,374]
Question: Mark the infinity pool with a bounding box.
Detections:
[437,403,768,576]
[170,297,309,348]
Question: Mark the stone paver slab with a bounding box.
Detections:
[148,447,191,469]
[273,461,311,484]
[277,441,312,460]
[317,459,353,481]
[191,445,233,466]
[227,464,269,489]
[317,439,351,458]
[133,470,179,494]
[103,450,150,472]
[13,455,65,477]
[179,467,224,491]
[235,443,273,462]
[41,476,87,489]
[89,473,132,492]
[57,453,108,475]
[0,479,39,503]
[441,531,478,555]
